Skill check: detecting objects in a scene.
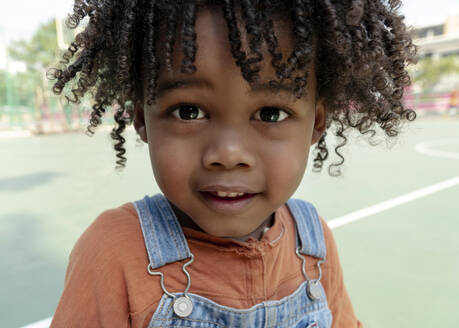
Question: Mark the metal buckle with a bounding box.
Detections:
[147,253,195,317]
[295,248,325,301]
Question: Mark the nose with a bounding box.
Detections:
[202,127,256,170]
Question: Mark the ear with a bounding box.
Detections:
[133,101,148,143]
[311,98,326,145]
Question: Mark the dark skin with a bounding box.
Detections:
[170,203,274,241]
[134,7,326,241]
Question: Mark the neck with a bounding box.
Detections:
[227,214,274,242]
[169,201,274,242]
[169,202,204,232]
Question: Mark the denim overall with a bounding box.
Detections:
[133,194,332,328]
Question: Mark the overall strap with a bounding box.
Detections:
[133,194,191,269]
[286,198,327,259]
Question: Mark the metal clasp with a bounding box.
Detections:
[296,248,325,301]
[147,253,195,317]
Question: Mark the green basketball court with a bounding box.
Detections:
[1,117,458,327]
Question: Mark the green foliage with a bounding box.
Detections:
[0,70,7,106]
[11,71,38,108]
[8,19,60,74]
[0,69,37,109]
[410,56,459,90]
[4,19,64,110]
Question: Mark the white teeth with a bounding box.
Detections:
[216,191,245,198]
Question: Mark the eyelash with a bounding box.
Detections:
[167,104,292,123]
[169,104,207,120]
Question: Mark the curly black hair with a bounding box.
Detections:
[48,0,417,175]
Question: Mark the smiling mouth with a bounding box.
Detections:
[201,191,256,201]
[198,191,258,213]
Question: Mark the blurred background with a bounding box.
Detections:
[1,1,459,327]
[1,1,459,133]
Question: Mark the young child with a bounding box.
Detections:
[49,0,416,327]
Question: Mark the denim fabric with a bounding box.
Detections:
[286,198,326,259]
[133,194,332,328]
[135,194,191,268]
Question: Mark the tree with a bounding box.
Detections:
[8,19,59,74]
[0,70,7,106]
[7,18,65,126]
[410,56,459,91]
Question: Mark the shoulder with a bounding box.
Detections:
[317,215,341,273]
[288,198,335,257]
[317,216,363,327]
[285,198,340,276]
[319,217,336,253]
[69,202,144,270]
[52,203,150,326]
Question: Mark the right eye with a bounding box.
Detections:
[170,105,206,120]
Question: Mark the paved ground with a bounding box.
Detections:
[1,117,458,327]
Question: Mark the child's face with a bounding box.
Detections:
[135,7,325,238]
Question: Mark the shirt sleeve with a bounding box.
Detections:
[50,209,131,328]
[320,218,363,328]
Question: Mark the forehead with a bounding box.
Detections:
[154,6,309,98]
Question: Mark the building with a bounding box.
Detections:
[411,15,459,59]
[404,15,459,114]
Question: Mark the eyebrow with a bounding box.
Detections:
[156,77,297,97]
[156,78,212,97]
[251,82,297,96]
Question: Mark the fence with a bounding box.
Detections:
[403,89,456,115]
[0,89,457,134]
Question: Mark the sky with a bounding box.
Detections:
[1,0,459,43]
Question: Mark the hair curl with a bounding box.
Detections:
[49,0,417,174]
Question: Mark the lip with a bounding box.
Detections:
[199,185,257,194]
[197,185,259,214]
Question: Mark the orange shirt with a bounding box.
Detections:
[51,202,362,327]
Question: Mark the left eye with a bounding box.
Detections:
[170,105,206,120]
[254,107,290,123]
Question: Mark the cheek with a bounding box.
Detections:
[263,136,311,193]
[147,129,198,194]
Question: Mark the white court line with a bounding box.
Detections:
[415,139,459,160]
[20,175,459,328]
[328,176,459,229]
[0,130,32,139]
[20,317,52,328]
